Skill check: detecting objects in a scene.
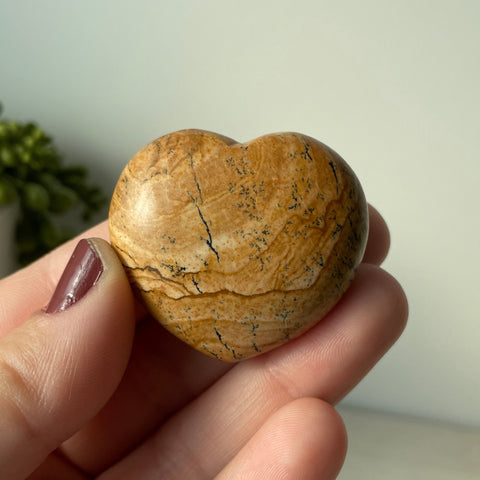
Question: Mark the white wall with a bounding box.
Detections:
[2,0,479,426]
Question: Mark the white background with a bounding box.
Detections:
[1,0,479,427]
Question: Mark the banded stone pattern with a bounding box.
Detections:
[109,130,368,361]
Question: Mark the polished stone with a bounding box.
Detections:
[109,130,368,361]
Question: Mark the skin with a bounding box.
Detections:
[0,205,407,479]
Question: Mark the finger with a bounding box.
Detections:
[96,263,408,479]
[0,238,135,479]
[214,398,347,480]
[0,221,110,338]
[362,204,390,265]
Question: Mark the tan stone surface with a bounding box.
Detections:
[109,130,368,361]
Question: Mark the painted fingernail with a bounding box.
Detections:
[46,239,104,314]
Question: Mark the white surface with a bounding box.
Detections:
[338,406,480,480]
[1,1,479,426]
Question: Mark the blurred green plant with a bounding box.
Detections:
[0,103,106,265]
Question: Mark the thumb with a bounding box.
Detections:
[0,238,136,479]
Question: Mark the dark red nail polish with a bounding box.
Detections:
[46,239,104,314]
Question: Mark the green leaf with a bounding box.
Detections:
[31,126,50,145]
[6,122,20,139]
[0,122,8,139]
[22,182,50,211]
[59,165,88,185]
[49,186,79,213]
[20,149,32,164]
[23,134,36,149]
[0,146,17,167]
[38,172,59,190]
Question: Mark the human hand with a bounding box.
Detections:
[0,205,407,479]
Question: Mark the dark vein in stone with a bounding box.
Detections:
[186,190,220,262]
[192,276,203,294]
[214,327,230,351]
[302,142,313,162]
[195,203,220,262]
[329,160,340,194]
[189,153,204,203]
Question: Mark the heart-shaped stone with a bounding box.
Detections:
[109,130,368,361]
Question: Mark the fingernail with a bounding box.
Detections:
[46,239,104,314]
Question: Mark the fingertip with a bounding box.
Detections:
[323,264,409,369]
[281,398,348,480]
[215,397,347,480]
[356,263,409,341]
[363,205,391,265]
[59,237,136,400]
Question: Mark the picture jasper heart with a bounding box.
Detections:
[109,130,368,362]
